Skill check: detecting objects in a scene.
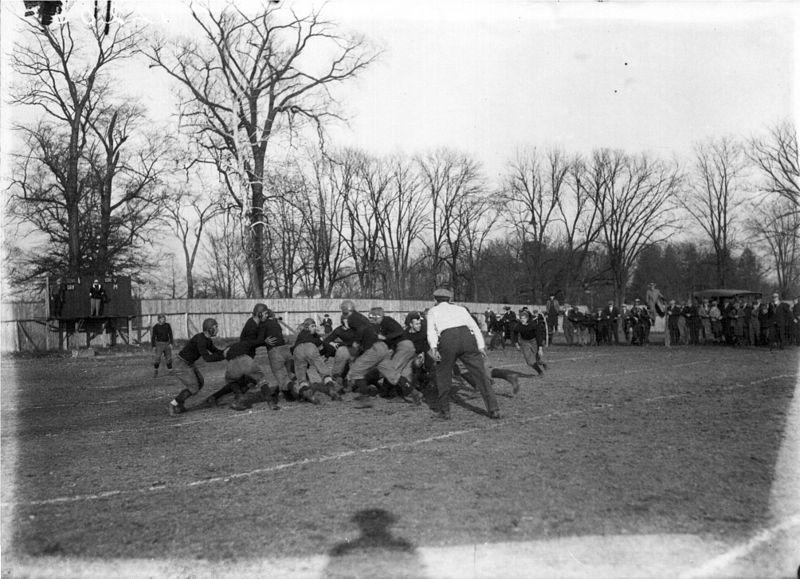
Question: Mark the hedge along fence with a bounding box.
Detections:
[1,298,541,353]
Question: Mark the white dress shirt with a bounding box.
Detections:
[426,301,486,351]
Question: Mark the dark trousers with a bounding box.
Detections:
[435,327,498,415]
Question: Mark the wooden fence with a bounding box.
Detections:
[1,298,542,353]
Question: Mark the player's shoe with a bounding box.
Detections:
[300,386,321,405]
[230,398,250,411]
[353,394,373,409]
[410,389,423,406]
[204,396,218,408]
[168,402,185,416]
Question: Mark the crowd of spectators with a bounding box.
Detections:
[482,292,800,350]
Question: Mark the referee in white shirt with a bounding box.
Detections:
[426,288,500,420]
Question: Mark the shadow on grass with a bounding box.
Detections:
[325,508,427,578]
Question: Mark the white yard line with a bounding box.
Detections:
[680,358,800,578]
[5,372,795,508]
[5,365,800,577]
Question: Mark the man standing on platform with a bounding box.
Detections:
[426,288,500,421]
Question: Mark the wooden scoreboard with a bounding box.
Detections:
[48,275,135,319]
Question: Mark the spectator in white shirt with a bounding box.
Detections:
[426,288,500,420]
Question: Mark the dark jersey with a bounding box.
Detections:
[226,340,255,360]
[292,328,323,353]
[346,311,379,351]
[178,332,225,365]
[324,324,358,347]
[376,315,405,349]
[517,320,546,344]
[89,285,106,299]
[151,322,173,345]
[239,317,267,358]
[261,318,286,349]
[403,329,429,354]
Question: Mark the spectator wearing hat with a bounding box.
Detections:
[767,292,791,350]
[426,288,499,420]
[646,282,667,325]
[603,300,621,345]
[792,297,800,346]
[698,298,712,344]
[562,305,575,345]
[321,314,333,335]
[666,300,681,346]
[545,294,560,345]
[500,306,517,347]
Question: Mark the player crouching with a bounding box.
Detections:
[167,318,226,416]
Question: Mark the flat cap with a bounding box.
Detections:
[433,287,453,300]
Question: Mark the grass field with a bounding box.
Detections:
[1,338,799,578]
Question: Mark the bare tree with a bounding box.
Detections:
[263,178,305,297]
[747,196,800,296]
[7,11,146,277]
[201,209,251,298]
[555,157,602,303]
[338,149,390,297]
[500,147,574,301]
[164,187,225,299]
[586,149,682,304]
[84,104,172,273]
[749,121,799,212]
[380,156,430,299]
[145,1,379,297]
[296,153,351,298]
[417,149,485,292]
[681,136,748,286]
[457,196,499,302]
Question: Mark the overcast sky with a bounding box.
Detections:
[2,0,797,182]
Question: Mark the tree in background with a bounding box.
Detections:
[298,153,351,298]
[380,156,430,299]
[200,209,250,298]
[164,185,225,299]
[146,2,379,298]
[417,148,485,296]
[499,147,569,303]
[748,196,800,297]
[7,10,149,279]
[681,136,747,286]
[586,149,681,304]
[749,121,799,213]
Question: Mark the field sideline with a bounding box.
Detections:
[1,341,799,578]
